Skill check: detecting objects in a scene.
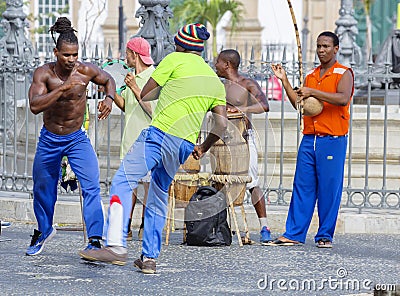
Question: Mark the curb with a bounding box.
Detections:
[0,196,399,234]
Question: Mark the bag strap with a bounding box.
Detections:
[196,186,217,197]
[189,186,218,202]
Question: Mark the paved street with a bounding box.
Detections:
[0,223,398,296]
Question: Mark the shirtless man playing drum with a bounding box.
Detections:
[26,17,116,256]
[215,49,272,244]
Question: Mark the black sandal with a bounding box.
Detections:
[316,238,332,248]
[263,238,300,246]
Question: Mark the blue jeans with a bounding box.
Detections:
[105,126,194,258]
[33,127,104,238]
[283,134,347,243]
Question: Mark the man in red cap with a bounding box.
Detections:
[112,37,156,241]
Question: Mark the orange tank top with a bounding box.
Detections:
[302,61,354,136]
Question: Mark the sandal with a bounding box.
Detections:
[316,238,332,248]
[263,237,300,246]
[241,236,255,245]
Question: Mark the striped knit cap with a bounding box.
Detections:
[174,23,210,52]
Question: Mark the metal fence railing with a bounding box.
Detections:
[0,46,399,212]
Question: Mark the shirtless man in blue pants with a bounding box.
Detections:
[26,17,116,256]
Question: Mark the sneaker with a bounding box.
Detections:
[83,238,102,251]
[26,226,56,256]
[260,226,272,244]
[79,246,127,266]
[1,221,11,228]
[134,256,156,274]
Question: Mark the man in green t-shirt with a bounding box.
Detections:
[79,23,227,274]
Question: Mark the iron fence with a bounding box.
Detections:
[0,46,399,212]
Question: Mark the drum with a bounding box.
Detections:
[226,111,247,140]
[169,155,201,207]
[213,179,247,207]
[101,59,130,94]
[210,112,249,176]
[302,96,324,116]
[209,174,251,207]
[209,112,250,206]
[169,173,199,207]
[179,154,200,174]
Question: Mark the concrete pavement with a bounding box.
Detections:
[0,222,399,296]
[0,190,399,295]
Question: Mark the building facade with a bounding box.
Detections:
[27,0,270,59]
[25,0,399,64]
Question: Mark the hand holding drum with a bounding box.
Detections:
[295,87,324,117]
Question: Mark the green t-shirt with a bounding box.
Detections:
[151,52,226,144]
[120,66,156,159]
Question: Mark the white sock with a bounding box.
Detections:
[143,255,155,262]
[259,217,268,230]
[108,246,127,255]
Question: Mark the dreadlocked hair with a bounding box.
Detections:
[49,17,78,49]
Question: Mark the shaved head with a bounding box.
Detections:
[219,49,240,69]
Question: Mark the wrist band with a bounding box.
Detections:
[105,94,114,101]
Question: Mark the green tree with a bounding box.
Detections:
[0,0,7,38]
[169,0,185,33]
[27,5,70,35]
[171,0,243,59]
[0,0,5,14]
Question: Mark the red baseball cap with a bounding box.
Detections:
[126,37,154,65]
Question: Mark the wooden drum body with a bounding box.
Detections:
[169,173,199,204]
[169,154,202,207]
[179,154,200,174]
[209,113,250,206]
[213,180,246,207]
[210,113,249,175]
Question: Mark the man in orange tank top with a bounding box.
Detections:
[270,31,354,248]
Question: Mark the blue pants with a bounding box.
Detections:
[283,134,347,243]
[105,126,194,258]
[32,127,104,239]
